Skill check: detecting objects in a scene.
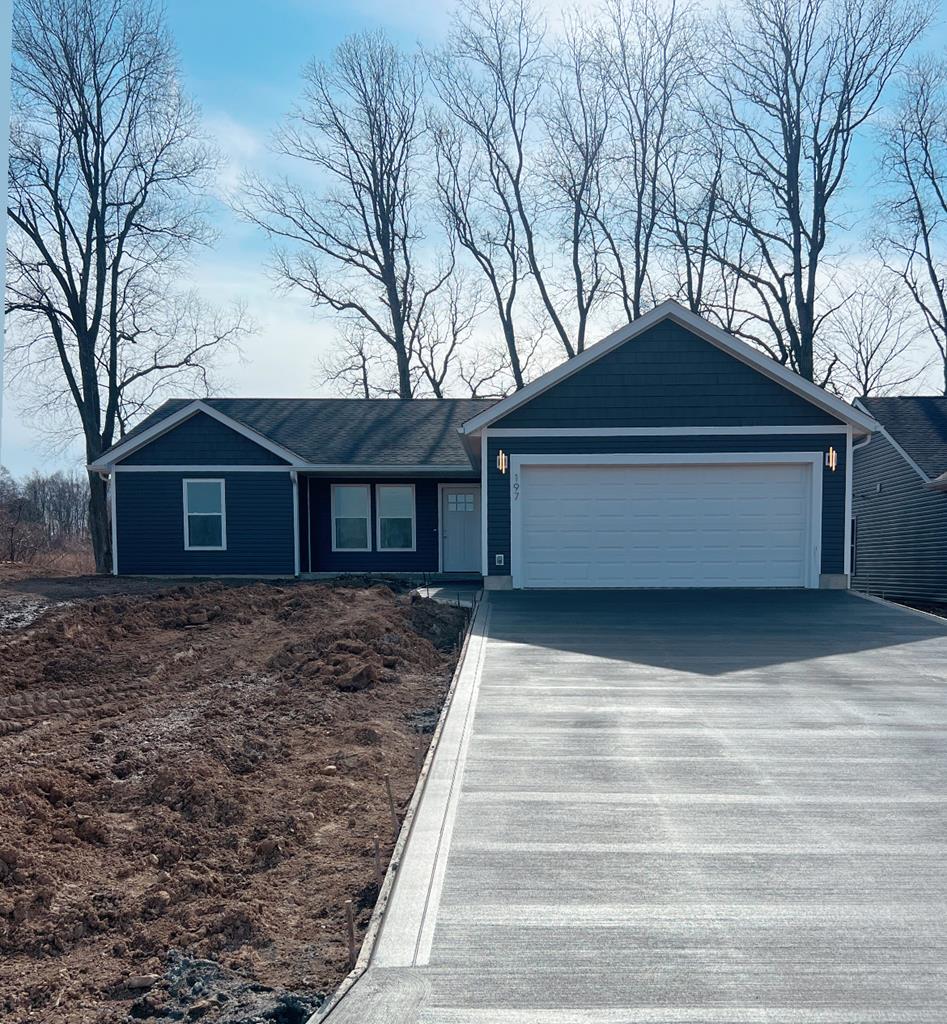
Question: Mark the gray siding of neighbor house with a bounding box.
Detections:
[114,471,295,575]
[852,434,947,603]
[493,320,843,429]
[120,411,290,466]
[301,477,442,574]
[486,435,846,577]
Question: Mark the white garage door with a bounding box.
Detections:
[515,458,817,589]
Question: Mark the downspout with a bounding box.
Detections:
[848,433,872,586]
[290,470,300,578]
[98,470,117,576]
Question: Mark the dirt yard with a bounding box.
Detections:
[0,571,467,1023]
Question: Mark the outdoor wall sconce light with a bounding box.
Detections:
[825,446,838,471]
[496,449,509,474]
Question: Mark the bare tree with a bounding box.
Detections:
[598,0,695,321]
[414,272,490,397]
[6,0,244,572]
[539,22,610,353]
[827,271,928,397]
[318,320,395,399]
[243,32,447,399]
[21,468,90,542]
[704,0,927,381]
[429,112,531,388]
[666,136,725,315]
[877,58,947,393]
[433,0,610,368]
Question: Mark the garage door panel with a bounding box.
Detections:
[517,461,814,589]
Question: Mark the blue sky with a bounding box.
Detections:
[1,0,945,476]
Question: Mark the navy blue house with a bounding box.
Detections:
[90,301,877,589]
[851,397,947,603]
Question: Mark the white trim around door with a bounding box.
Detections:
[509,452,824,590]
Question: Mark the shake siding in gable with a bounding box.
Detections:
[120,411,290,465]
[115,471,295,575]
[852,435,947,603]
[485,435,846,577]
[493,320,842,429]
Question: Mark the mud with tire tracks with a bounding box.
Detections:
[0,577,466,1022]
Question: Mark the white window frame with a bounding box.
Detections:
[331,483,372,552]
[375,483,417,552]
[183,478,227,552]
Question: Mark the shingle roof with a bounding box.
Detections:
[105,397,497,468]
[859,397,947,479]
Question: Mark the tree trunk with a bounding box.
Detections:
[87,470,112,574]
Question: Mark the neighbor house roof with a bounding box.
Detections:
[857,397,947,486]
[92,397,496,470]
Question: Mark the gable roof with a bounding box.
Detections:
[856,397,947,483]
[90,397,495,471]
[459,300,878,436]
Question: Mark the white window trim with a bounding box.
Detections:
[508,452,823,591]
[331,483,372,553]
[375,483,417,552]
[183,478,227,552]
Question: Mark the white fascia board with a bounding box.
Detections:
[852,399,931,484]
[113,462,477,474]
[299,465,475,475]
[459,300,879,437]
[88,400,306,471]
[485,425,850,437]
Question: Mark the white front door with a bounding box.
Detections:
[514,457,819,589]
[441,486,482,572]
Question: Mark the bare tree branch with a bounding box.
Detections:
[6,0,243,572]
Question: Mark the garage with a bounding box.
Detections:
[511,454,822,589]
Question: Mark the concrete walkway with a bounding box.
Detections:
[325,590,947,1023]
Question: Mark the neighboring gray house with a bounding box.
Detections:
[852,397,947,603]
[89,300,877,588]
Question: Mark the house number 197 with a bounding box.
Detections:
[512,472,520,501]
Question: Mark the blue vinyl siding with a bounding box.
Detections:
[486,435,846,577]
[305,478,440,573]
[494,321,843,429]
[120,411,289,465]
[852,434,947,603]
[115,471,295,575]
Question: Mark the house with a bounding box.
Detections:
[851,396,947,604]
[89,300,877,588]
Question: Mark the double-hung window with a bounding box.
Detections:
[332,484,371,551]
[376,484,415,551]
[183,479,226,550]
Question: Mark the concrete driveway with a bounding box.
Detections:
[326,590,947,1023]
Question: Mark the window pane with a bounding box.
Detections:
[381,517,412,549]
[186,481,222,514]
[335,517,368,550]
[188,514,222,547]
[334,486,369,518]
[378,485,413,518]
